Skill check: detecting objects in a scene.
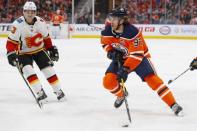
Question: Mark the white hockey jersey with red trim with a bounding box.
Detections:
[7,16,51,54]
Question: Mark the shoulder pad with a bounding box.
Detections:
[40,18,44,22]
[36,16,45,23]
[16,18,23,23]
[101,25,113,36]
[123,24,139,39]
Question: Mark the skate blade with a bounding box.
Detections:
[58,96,67,102]
[39,98,48,104]
[176,111,184,117]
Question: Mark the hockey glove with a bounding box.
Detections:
[107,50,124,62]
[117,66,129,83]
[190,58,197,71]
[47,46,59,61]
[7,52,18,66]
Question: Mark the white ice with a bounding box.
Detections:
[0,38,197,131]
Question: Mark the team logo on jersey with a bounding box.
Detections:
[134,38,141,47]
[111,43,129,55]
[25,33,43,48]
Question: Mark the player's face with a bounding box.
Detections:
[110,16,123,30]
[23,10,36,23]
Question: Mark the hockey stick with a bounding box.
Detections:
[118,61,132,126]
[16,61,43,109]
[86,19,104,30]
[168,67,191,85]
[120,79,132,125]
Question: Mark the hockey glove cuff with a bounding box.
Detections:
[107,50,124,62]
[48,46,59,61]
[190,58,197,71]
[7,51,18,67]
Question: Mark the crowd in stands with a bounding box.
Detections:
[74,0,197,24]
[0,0,72,23]
[124,0,197,24]
[1,0,197,24]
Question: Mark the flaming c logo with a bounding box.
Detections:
[25,33,43,48]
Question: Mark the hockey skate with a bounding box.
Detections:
[114,87,128,108]
[36,89,47,103]
[171,103,184,117]
[54,89,65,101]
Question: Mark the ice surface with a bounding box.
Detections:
[0,38,197,131]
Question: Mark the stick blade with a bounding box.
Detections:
[168,80,172,84]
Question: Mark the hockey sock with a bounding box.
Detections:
[144,74,176,107]
[22,65,42,94]
[41,66,61,92]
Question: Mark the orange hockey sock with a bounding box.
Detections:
[144,74,176,107]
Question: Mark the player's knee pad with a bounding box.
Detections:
[22,65,36,78]
[22,65,41,86]
[144,74,164,90]
[103,73,118,90]
[41,66,55,78]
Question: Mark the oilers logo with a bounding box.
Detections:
[111,43,129,56]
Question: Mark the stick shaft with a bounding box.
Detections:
[169,67,191,84]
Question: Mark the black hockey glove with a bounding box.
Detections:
[7,52,18,66]
[47,46,59,61]
[117,66,129,83]
[190,58,197,71]
[107,50,124,62]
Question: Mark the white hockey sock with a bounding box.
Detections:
[22,65,42,94]
[41,66,61,92]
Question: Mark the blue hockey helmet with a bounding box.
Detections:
[109,7,128,17]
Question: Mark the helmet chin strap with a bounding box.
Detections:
[115,20,121,30]
[24,16,36,25]
[115,18,123,31]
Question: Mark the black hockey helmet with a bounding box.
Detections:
[109,7,128,17]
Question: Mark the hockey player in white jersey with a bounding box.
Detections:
[6,1,65,102]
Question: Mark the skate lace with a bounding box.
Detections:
[171,104,180,113]
[116,96,125,103]
[55,90,63,97]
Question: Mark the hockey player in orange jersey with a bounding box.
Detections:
[101,7,183,116]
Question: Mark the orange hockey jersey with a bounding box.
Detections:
[101,24,151,71]
[51,14,64,25]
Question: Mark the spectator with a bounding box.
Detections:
[0,0,71,23]
[1,0,197,24]
[190,10,197,24]
[95,12,102,24]
[123,0,197,24]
